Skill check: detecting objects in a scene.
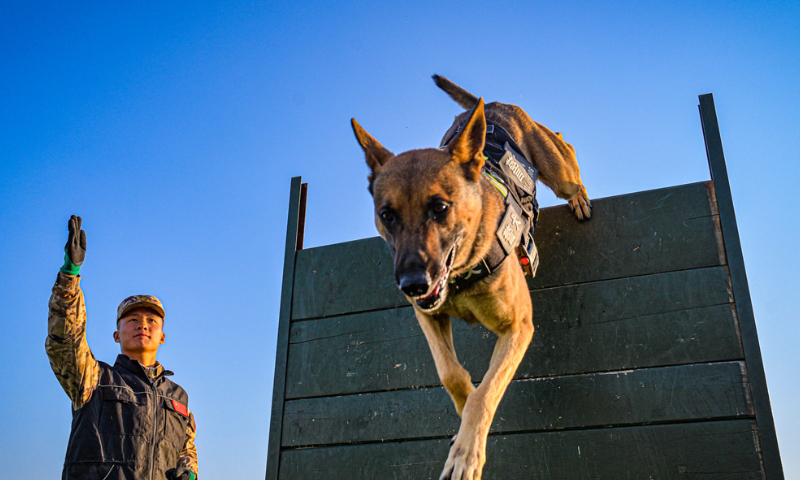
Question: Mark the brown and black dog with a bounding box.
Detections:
[351,75,590,480]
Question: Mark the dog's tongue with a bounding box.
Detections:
[418,282,440,302]
[415,265,450,310]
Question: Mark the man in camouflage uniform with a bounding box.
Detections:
[47,215,199,480]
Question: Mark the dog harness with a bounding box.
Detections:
[444,120,540,294]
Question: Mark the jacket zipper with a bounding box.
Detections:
[150,380,158,480]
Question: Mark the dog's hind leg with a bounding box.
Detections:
[415,311,475,416]
[504,105,592,220]
[529,134,592,220]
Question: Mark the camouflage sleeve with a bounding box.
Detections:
[177,410,199,476]
[45,272,100,410]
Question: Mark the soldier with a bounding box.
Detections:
[46,215,199,480]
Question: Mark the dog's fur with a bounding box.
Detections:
[351,75,590,480]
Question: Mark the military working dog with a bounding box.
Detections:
[351,75,591,480]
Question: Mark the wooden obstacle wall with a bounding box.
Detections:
[266,95,784,479]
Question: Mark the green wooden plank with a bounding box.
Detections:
[286,267,738,399]
[279,420,763,480]
[291,236,406,320]
[528,181,722,289]
[282,361,750,447]
[495,360,751,433]
[700,93,783,479]
[290,182,723,319]
[266,177,305,480]
[470,303,742,382]
[286,306,441,398]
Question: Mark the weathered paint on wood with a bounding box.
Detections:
[285,267,739,399]
[291,182,723,320]
[291,236,405,320]
[282,361,750,447]
[279,420,762,480]
[286,306,440,399]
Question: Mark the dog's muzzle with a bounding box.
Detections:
[401,243,458,312]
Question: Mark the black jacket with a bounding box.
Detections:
[62,354,191,480]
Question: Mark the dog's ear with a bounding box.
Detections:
[447,98,486,181]
[351,118,394,176]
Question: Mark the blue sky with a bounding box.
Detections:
[1,1,798,478]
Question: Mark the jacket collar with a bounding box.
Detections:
[114,354,174,380]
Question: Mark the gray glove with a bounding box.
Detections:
[166,467,196,480]
[60,215,86,275]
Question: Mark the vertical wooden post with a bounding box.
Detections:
[699,94,784,479]
[265,177,307,480]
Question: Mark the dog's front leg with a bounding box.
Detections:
[441,304,533,480]
[414,310,475,416]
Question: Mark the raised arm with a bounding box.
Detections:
[45,215,100,410]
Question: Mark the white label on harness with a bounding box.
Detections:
[501,212,523,245]
[502,153,534,192]
[497,202,525,255]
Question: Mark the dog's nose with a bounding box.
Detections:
[398,272,431,297]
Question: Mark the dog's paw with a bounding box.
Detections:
[440,435,485,480]
[569,185,592,221]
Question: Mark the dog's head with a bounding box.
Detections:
[352,99,489,312]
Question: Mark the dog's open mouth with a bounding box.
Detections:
[413,243,458,312]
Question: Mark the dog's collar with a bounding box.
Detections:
[448,239,507,295]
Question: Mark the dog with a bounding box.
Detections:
[351,75,590,480]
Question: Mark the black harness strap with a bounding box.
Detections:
[445,120,540,294]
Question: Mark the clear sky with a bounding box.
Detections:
[1,1,798,478]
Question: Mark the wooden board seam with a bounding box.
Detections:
[283,359,748,402]
[288,300,737,346]
[278,416,757,452]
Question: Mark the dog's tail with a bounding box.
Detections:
[433,74,479,110]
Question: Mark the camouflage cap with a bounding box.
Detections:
[117,295,165,321]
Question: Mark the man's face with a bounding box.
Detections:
[114,307,165,357]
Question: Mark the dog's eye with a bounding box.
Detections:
[432,203,449,215]
[380,210,395,223]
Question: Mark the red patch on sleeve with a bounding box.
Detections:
[172,399,189,417]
